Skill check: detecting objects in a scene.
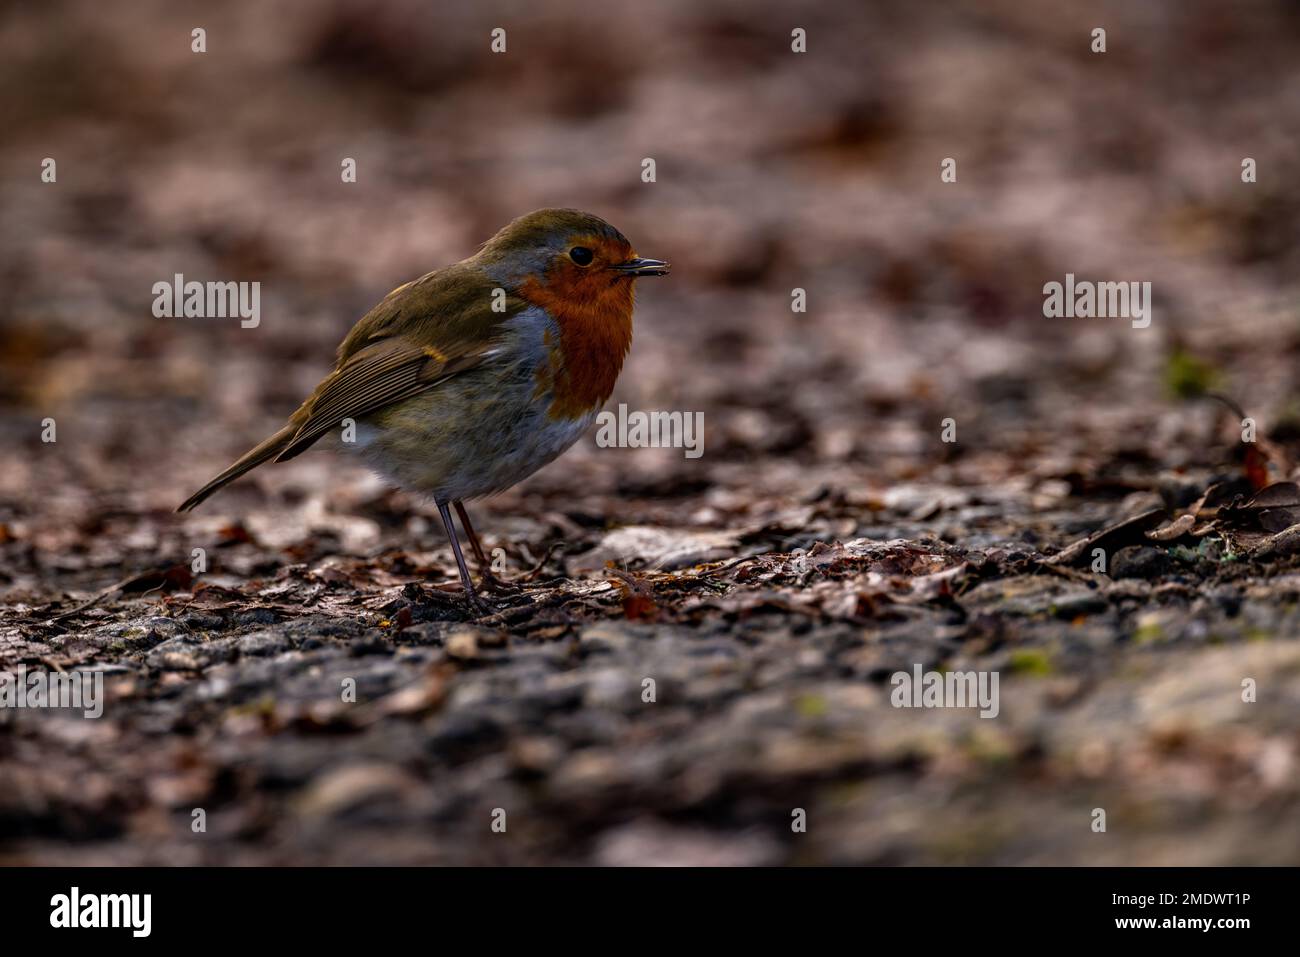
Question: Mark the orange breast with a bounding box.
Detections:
[520,272,634,420]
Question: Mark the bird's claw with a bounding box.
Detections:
[462,589,498,619]
[478,570,522,594]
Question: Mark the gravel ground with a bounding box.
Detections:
[3,0,1300,864]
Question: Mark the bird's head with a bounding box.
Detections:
[477,208,669,305]
[473,208,668,419]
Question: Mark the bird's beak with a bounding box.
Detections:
[611,257,670,277]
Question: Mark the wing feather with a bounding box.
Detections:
[176,259,525,509]
[275,337,485,462]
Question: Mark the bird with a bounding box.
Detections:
[177,208,669,610]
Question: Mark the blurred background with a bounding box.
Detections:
[4,0,1299,543]
[2,0,1300,865]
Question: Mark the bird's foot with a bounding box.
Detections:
[478,569,523,594]
[461,587,498,619]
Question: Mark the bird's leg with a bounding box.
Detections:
[453,500,489,567]
[437,501,490,614]
[454,500,516,592]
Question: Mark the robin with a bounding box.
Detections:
[178,208,669,609]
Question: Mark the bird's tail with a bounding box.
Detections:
[176,423,297,512]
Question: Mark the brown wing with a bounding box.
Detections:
[177,259,524,512]
[278,260,526,460]
[275,336,486,462]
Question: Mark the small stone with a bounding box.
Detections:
[1051,590,1109,618]
[296,764,416,819]
[579,623,635,653]
[154,651,200,671]
[1110,546,1172,580]
[445,627,480,660]
[237,630,290,657]
[179,612,224,631]
[234,608,281,627]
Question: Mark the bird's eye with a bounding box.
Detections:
[569,246,594,266]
